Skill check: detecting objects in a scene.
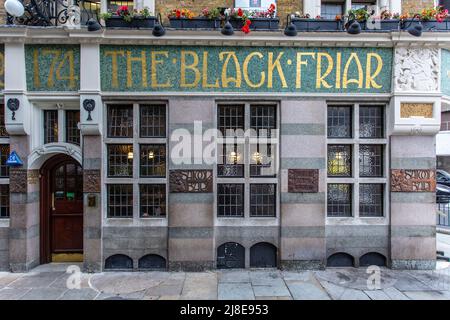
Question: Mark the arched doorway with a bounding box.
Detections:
[40,154,83,263]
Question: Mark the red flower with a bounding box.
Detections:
[238,8,243,17]
[269,3,276,12]
[176,9,181,18]
[117,5,129,16]
[246,19,251,26]
[242,24,250,33]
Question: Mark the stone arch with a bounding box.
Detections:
[359,252,387,267]
[105,254,133,270]
[28,143,82,170]
[138,254,167,270]
[327,252,355,267]
[250,242,277,268]
[217,242,245,269]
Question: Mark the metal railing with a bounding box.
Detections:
[437,195,450,226]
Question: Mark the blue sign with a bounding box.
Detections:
[6,151,23,167]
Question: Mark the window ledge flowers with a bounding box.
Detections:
[100,6,156,28]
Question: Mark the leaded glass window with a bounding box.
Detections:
[359,106,384,138]
[250,184,276,217]
[140,184,166,218]
[44,110,58,144]
[0,185,9,218]
[327,145,352,177]
[359,184,384,217]
[218,105,245,136]
[359,145,383,177]
[0,144,9,178]
[327,106,352,138]
[327,184,352,217]
[66,110,80,145]
[250,105,276,137]
[140,104,166,138]
[107,105,133,138]
[107,184,133,218]
[140,144,166,177]
[107,144,133,177]
[217,184,244,217]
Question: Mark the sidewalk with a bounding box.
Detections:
[1,262,450,300]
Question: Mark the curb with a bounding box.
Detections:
[437,227,450,235]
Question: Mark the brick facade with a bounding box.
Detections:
[402,0,436,14]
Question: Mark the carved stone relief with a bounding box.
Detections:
[170,170,213,193]
[391,169,436,192]
[400,103,434,118]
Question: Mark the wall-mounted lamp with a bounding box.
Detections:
[284,15,297,37]
[152,13,166,37]
[221,15,234,36]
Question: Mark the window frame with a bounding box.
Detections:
[326,102,389,222]
[0,105,9,218]
[214,101,280,221]
[103,101,168,221]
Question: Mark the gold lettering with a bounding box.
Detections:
[105,50,125,88]
[243,52,265,88]
[343,53,364,89]
[42,49,61,88]
[296,52,315,89]
[151,51,171,88]
[316,52,333,89]
[268,52,287,89]
[335,52,342,89]
[126,50,147,88]
[219,52,242,88]
[181,51,201,88]
[365,53,383,89]
[202,51,219,88]
[55,50,78,89]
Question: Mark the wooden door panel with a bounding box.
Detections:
[51,215,83,252]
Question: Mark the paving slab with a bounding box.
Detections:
[285,281,330,300]
[90,272,163,294]
[181,272,217,300]
[364,290,391,300]
[8,272,64,289]
[0,273,23,288]
[250,271,284,286]
[391,272,434,291]
[403,290,450,300]
[218,283,255,300]
[19,288,67,300]
[144,283,183,297]
[407,270,450,291]
[0,288,30,300]
[218,270,250,283]
[319,281,370,300]
[59,288,99,300]
[282,271,315,282]
[383,287,410,300]
[252,284,291,297]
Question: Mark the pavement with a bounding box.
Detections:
[0,233,449,301]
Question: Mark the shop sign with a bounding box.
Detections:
[100,45,393,93]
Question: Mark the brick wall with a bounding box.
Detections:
[402,0,436,14]
[0,0,5,25]
[155,0,301,25]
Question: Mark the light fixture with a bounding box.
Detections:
[152,13,165,37]
[252,151,263,164]
[127,151,133,160]
[148,151,154,159]
[284,14,297,37]
[4,0,24,17]
[221,15,234,36]
[346,20,361,34]
[87,18,101,32]
[407,22,423,37]
[228,151,240,163]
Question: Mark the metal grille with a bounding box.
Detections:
[140,104,166,138]
[0,145,10,178]
[218,105,245,136]
[359,145,383,177]
[107,105,133,138]
[327,184,352,217]
[66,110,80,145]
[359,106,384,138]
[359,184,384,217]
[140,184,166,218]
[0,104,7,137]
[0,185,9,218]
[107,144,133,177]
[250,184,276,217]
[217,143,244,177]
[107,184,133,218]
[217,184,244,217]
[140,144,166,177]
[327,106,352,138]
[327,145,352,177]
[44,110,58,144]
[250,105,276,137]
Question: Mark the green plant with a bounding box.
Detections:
[139,7,152,18]
[202,7,222,20]
[100,12,112,20]
[348,8,370,21]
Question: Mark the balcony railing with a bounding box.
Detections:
[7,0,100,26]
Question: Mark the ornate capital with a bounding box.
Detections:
[394,48,439,92]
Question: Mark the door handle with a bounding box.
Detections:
[51,193,55,211]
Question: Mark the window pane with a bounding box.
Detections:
[250,105,276,137]
[107,105,133,138]
[327,184,352,217]
[140,104,166,138]
[107,184,133,218]
[108,0,133,11]
[250,143,276,177]
[140,144,166,177]
[359,145,383,177]
[250,184,276,217]
[140,184,166,218]
[0,104,8,137]
[359,106,384,138]
[0,145,9,178]
[217,184,244,217]
[107,144,133,177]
[0,185,9,218]
[327,106,352,138]
[66,110,80,145]
[321,3,344,19]
[217,143,244,177]
[360,184,384,217]
[328,145,352,177]
[218,105,244,136]
[44,110,58,144]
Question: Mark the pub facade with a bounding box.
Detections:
[0,0,445,272]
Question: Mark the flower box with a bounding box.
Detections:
[291,18,343,31]
[104,16,156,28]
[230,17,279,30]
[401,19,450,31]
[361,19,400,31]
[169,17,221,29]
